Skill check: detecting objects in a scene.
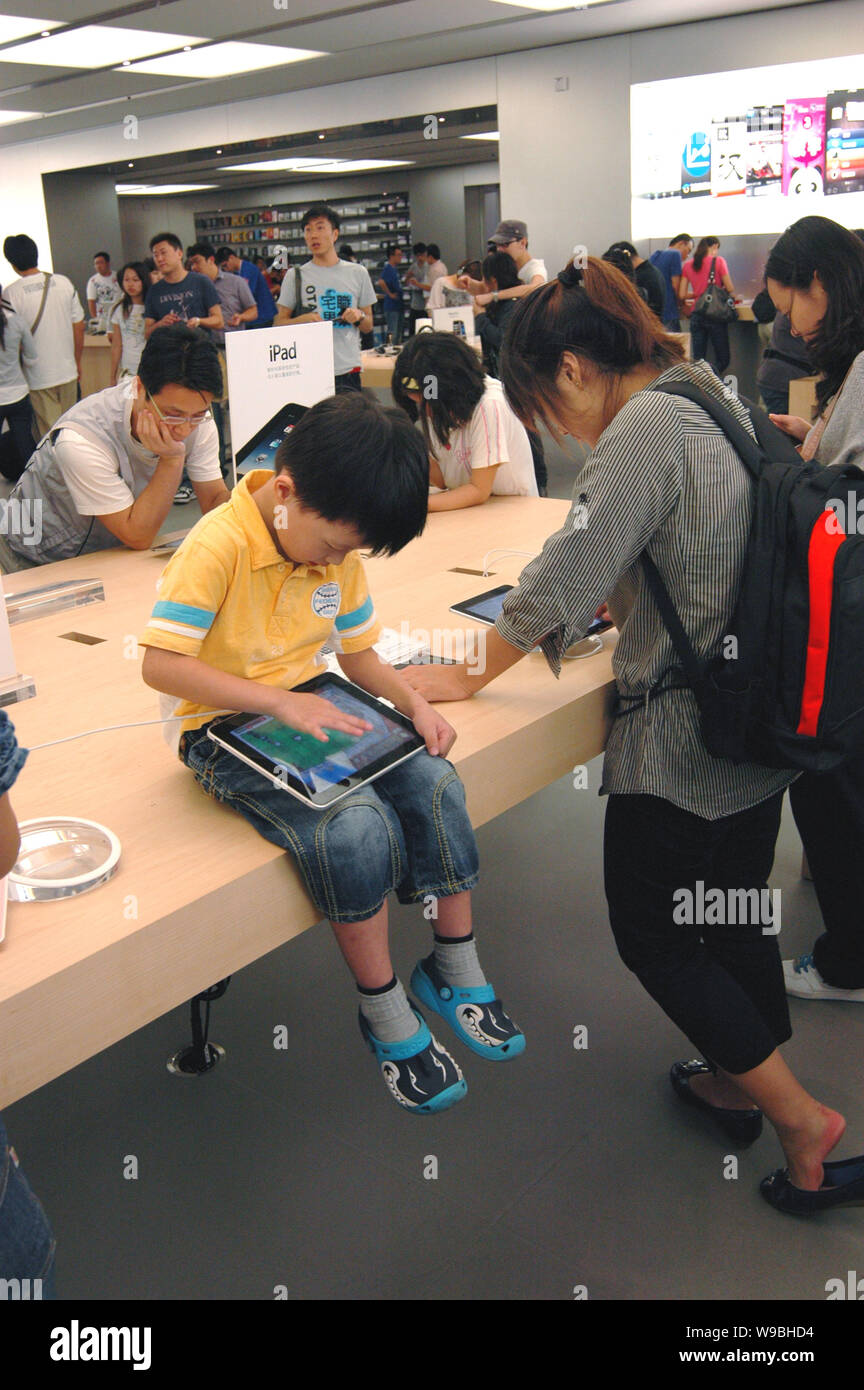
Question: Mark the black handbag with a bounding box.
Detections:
[693,258,738,323]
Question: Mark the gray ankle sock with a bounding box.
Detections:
[358,978,419,1043]
[433,933,486,988]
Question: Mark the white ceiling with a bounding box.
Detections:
[0,0,819,145]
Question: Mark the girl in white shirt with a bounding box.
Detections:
[108,262,148,383]
[392,332,538,510]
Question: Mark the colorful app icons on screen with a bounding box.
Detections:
[782,97,826,196]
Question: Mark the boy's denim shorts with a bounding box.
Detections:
[179,723,479,924]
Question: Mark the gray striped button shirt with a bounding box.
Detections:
[495,359,796,820]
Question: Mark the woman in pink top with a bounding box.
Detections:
[680,237,736,377]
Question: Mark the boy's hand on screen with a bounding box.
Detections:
[412,701,456,758]
[268,691,372,743]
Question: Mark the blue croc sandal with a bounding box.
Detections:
[358,1005,467,1114]
[410,954,526,1061]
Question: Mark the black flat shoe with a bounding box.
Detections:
[760,1155,864,1216]
[670,1060,763,1146]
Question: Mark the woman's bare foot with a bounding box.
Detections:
[689,1070,758,1110]
[776,1106,846,1190]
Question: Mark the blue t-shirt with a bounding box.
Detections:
[380,262,401,301]
[144,272,220,329]
[649,249,683,325]
[238,259,277,326]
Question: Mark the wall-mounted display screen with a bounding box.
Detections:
[631,56,864,239]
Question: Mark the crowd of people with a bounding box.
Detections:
[3,206,864,1294]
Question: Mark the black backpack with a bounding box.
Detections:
[632,380,864,772]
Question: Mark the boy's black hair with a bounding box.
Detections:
[274,393,427,556]
[94,251,111,262]
[214,246,234,265]
[391,331,486,451]
[3,234,38,272]
[426,242,441,261]
[412,241,427,256]
[339,244,355,260]
[149,231,183,252]
[302,203,340,232]
[137,324,223,398]
[386,244,399,259]
[669,233,692,247]
[188,241,216,261]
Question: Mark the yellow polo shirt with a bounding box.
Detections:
[140,468,380,739]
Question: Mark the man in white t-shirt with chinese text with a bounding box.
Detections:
[275,203,375,391]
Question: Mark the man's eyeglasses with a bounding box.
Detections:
[146,391,212,427]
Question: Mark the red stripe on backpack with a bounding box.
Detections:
[797,514,846,736]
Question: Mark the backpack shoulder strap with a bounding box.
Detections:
[641,550,705,689]
[650,380,765,481]
[30,272,52,334]
[294,265,303,307]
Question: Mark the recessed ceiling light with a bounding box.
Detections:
[215,148,222,154]
[219,157,413,174]
[318,133,326,140]
[490,0,596,8]
[40,29,51,38]
[328,159,413,173]
[0,25,203,69]
[121,41,325,80]
[220,156,336,172]
[115,183,219,195]
[128,161,134,167]
[460,131,500,140]
[0,17,59,43]
[0,108,41,127]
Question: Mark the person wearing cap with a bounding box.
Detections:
[458,221,547,308]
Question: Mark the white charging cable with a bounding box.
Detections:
[26,711,230,752]
[481,547,536,578]
[563,634,603,660]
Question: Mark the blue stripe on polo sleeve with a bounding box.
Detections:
[152,599,216,629]
[334,596,373,631]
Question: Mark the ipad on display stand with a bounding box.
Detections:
[449,584,613,637]
[234,402,309,480]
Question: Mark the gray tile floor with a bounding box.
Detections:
[5,418,862,1302]
[5,769,861,1302]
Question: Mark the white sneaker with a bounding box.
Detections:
[783,954,864,1002]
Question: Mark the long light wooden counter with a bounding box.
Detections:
[0,498,616,1107]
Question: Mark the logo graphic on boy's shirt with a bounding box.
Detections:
[311,582,340,618]
[318,289,353,324]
